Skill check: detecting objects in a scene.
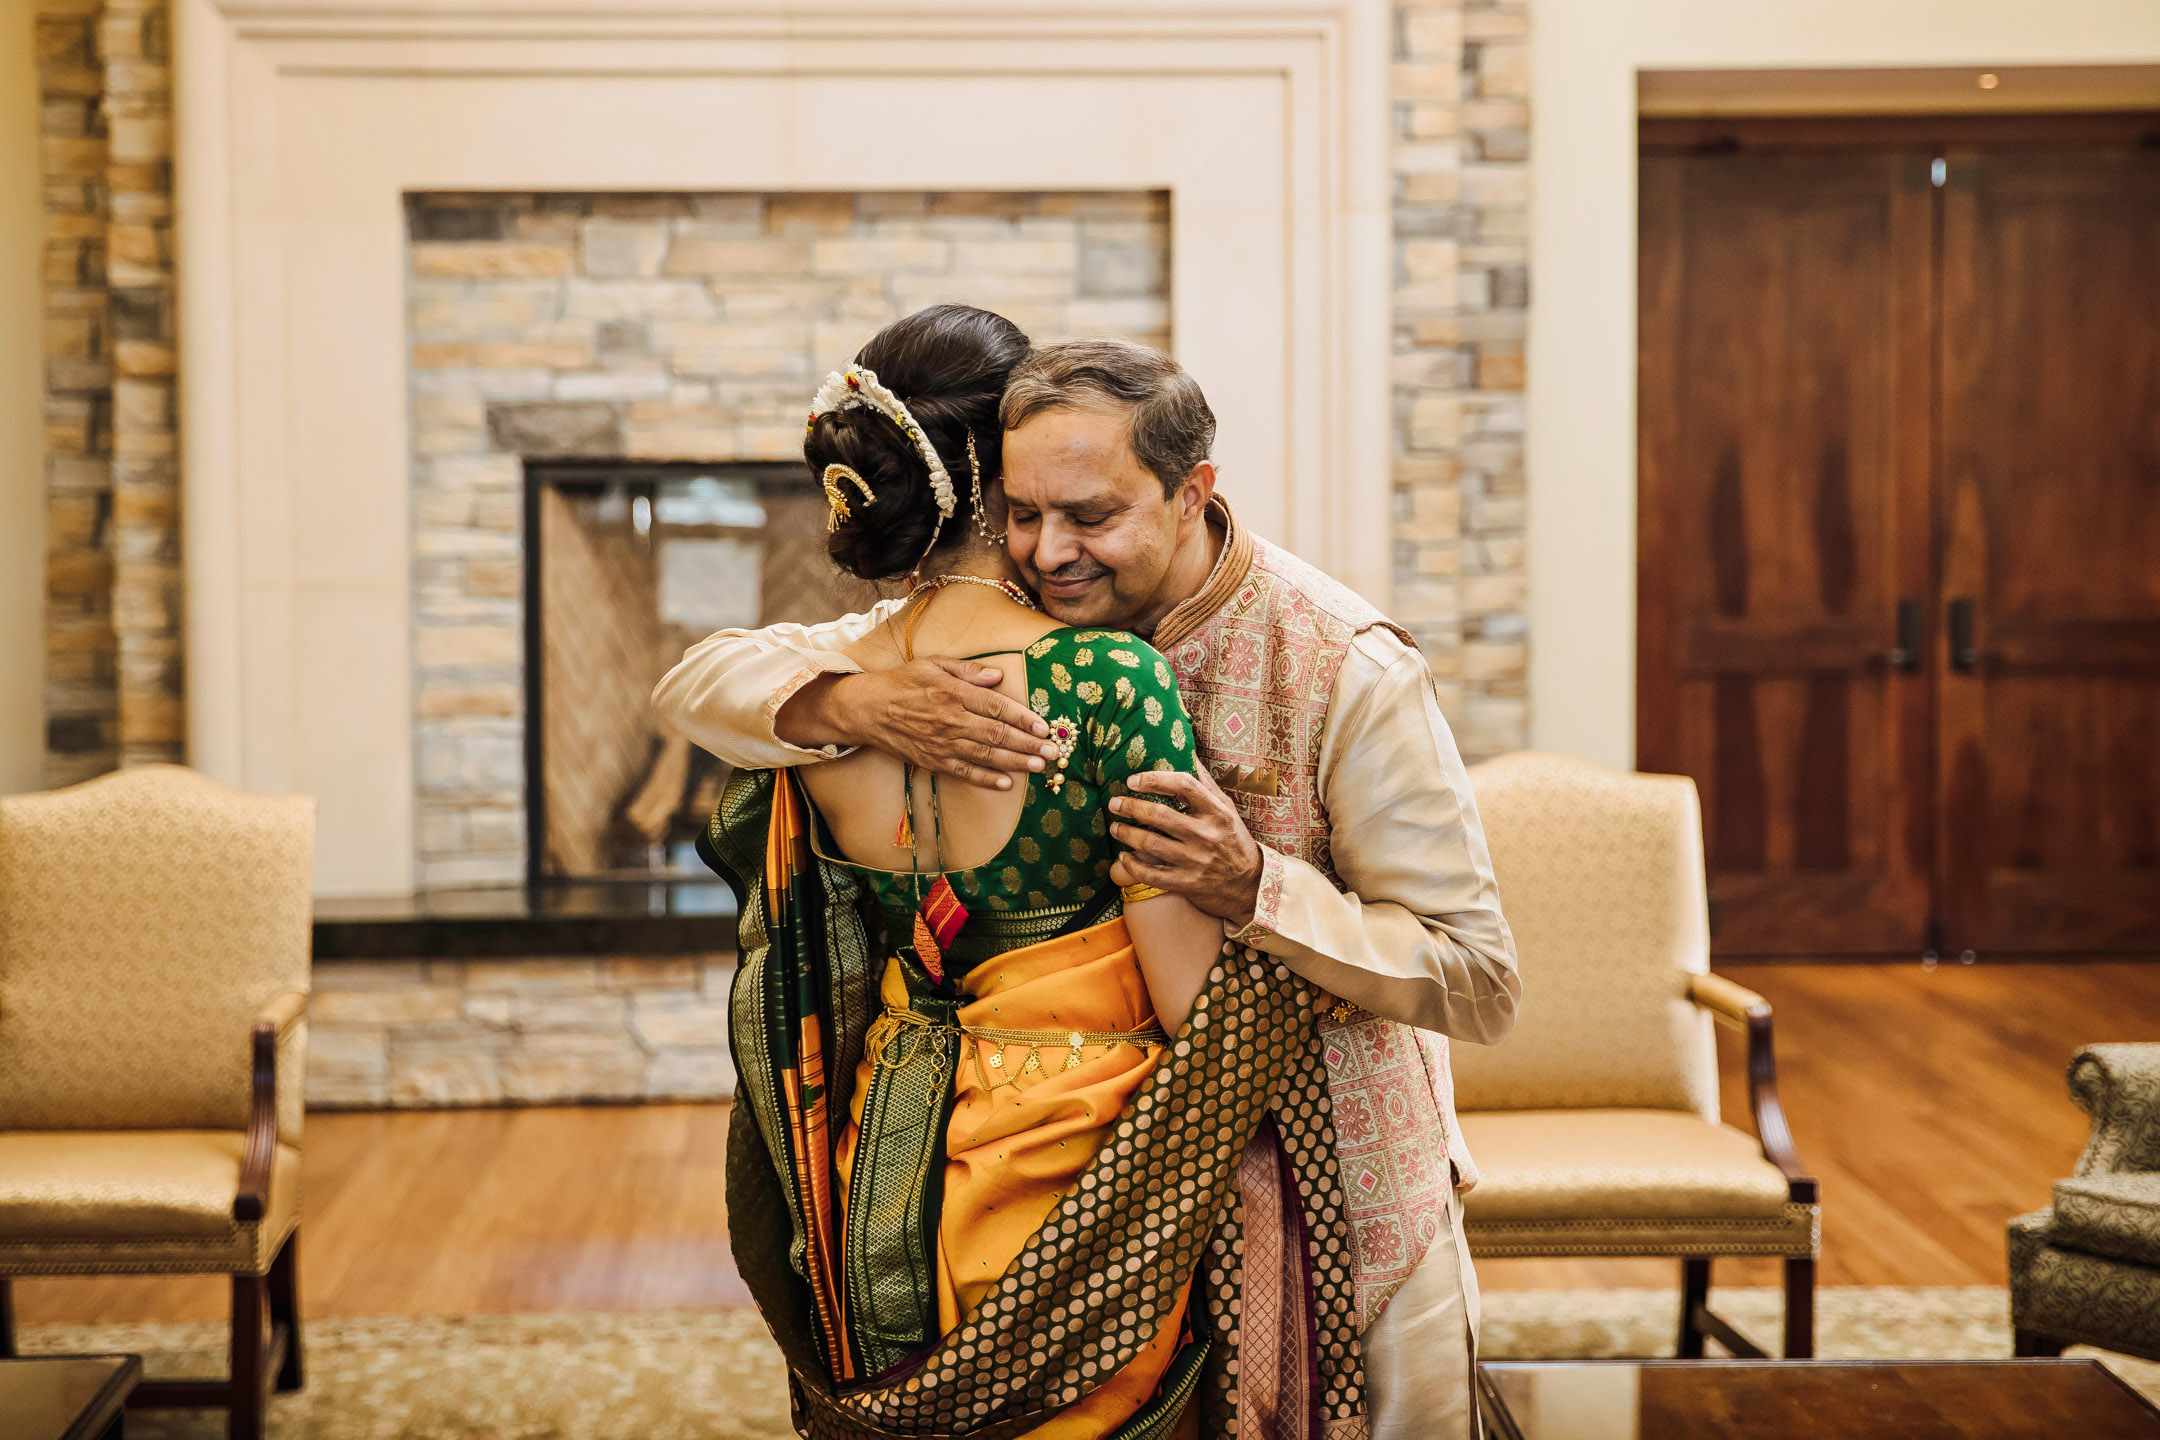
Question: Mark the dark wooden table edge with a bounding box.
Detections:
[1476,1357,2160,1434]
[2,1352,143,1440]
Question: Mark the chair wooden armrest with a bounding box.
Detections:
[235,992,306,1222]
[257,990,307,1040]
[1686,973,1815,1203]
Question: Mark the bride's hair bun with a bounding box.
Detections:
[806,305,1029,581]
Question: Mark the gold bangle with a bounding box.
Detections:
[1120,882,1169,905]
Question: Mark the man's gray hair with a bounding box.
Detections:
[999,338,1216,497]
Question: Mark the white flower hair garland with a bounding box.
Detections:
[806,366,958,567]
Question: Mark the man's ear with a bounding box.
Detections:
[1178,460,1217,521]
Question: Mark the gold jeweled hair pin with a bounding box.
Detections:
[822,463,875,531]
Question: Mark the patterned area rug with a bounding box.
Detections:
[19,1289,2158,1437]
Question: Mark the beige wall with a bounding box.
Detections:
[0,0,44,796]
[1528,1,2160,770]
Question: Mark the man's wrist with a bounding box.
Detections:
[1224,846,1285,944]
[1221,848,1264,929]
[774,672,861,751]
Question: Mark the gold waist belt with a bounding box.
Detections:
[872,1005,1168,1093]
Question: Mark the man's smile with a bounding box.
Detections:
[1037,562,1110,603]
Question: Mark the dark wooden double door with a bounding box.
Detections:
[1639,116,2160,958]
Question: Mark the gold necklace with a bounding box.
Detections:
[906,573,1038,610]
[899,575,1038,661]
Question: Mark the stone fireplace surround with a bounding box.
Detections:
[176,0,1396,900]
[407,189,1171,890]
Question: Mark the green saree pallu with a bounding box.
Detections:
[702,768,1318,1439]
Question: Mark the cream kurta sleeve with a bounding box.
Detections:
[648,600,902,770]
[1226,626,1520,1045]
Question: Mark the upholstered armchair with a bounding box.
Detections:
[2009,1043,2160,1362]
[1455,753,1820,1358]
[0,766,313,1439]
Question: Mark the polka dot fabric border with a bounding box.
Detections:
[1195,941,1370,1440]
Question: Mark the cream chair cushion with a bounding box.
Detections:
[1459,1110,1814,1258]
[0,766,313,1137]
[1455,753,1718,1119]
[0,1132,301,1274]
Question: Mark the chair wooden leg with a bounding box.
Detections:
[229,1273,267,1440]
[268,1230,304,1392]
[0,1276,15,1358]
[2015,1329,2068,1358]
[1677,1257,1711,1359]
[1783,1257,1816,1358]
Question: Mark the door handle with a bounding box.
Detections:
[1885,597,1921,671]
[1948,597,1981,672]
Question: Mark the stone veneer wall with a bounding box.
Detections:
[306,954,738,1108]
[36,0,183,786]
[1389,0,1531,762]
[407,190,1170,888]
[38,1,117,786]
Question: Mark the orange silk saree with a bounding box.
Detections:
[836,918,1194,1438]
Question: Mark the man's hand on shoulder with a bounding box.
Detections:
[777,660,1057,790]
[1109,766,1265,926]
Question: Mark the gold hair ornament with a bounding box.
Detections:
[822,463,876,532]
[806,364,957,564]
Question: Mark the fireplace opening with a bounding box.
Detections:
[523,460,877,887]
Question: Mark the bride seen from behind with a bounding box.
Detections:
[796,308,1219,1036]
[701,305,1223,1438]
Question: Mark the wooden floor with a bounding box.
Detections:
[16,961,2158,1323]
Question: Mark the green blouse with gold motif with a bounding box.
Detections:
[852,627,1199,973]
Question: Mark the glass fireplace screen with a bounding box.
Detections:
[525,461,878,883]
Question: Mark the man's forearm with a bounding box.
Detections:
[1225,629,1520,1041]
[1231,848,1519,1041]
[774,673,862,751]
[653,606,1058,788]
[650,609,888,770]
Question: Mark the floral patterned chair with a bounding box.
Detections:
[2009,1043,2160,1362]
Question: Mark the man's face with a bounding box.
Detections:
[1001,407,1206,629]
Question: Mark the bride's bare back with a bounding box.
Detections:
[797,582,1218,1029]
[800,586,1060,873]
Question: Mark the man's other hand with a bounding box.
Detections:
[777,660,1057,790]
[1108,766,1265,925]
